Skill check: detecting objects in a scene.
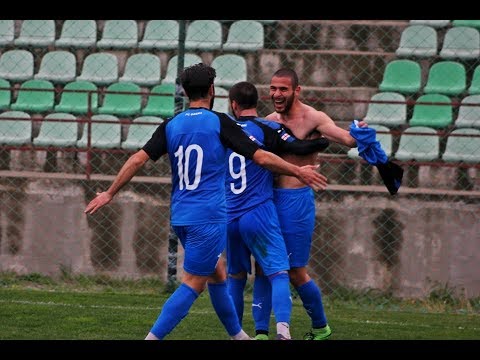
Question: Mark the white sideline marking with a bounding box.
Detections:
[1,299,478,330]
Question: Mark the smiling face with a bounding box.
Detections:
[269,75,298,114]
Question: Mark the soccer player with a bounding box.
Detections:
[225,81,329,340]
[252,68,368,340]
[84,63,327,340]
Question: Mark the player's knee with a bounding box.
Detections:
[289,268,310,287]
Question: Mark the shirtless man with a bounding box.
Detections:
[253,68,366,340]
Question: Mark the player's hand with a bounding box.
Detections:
[356,120,368,128]
[84,191,113,215]
[297,165,328,191]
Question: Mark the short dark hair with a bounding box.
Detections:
[180,63,216,101]
[272,68,299,89]
[229,81,258,110]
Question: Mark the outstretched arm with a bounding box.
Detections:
[258,121,330,155]
[313,110,368,148]
[84,150,150,214]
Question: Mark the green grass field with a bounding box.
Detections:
[0,273,479,341]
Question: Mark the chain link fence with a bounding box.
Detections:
[0,20,479,303]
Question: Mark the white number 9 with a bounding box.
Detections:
[229,152,246,194]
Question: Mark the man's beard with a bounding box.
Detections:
[276,94,294,114]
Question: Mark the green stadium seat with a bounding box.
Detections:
[223,20,264,51]
[409,94,453,129]
[97,82,142,117]
[347,125,393,159]
[10,79,55,112]
[394,126,440,161]
[0,79,12,110]
[97,20,138,49]
[363,92,407,127]
[395,25,437,58]
[468,65,480,95]
[442,128,480,163]
[121,116,163,150]
[54,80,98,114]
[76,114,121,149]
[452,20,480,29]
[0,111,32,145]
[77,53,119,85]
[423,61,466,96]
[142,83,176,118]
[14,20,55,47]
[119,53,161,87]
[212,86,230,113]
[211,54,247,88]
[138,20,179,50]
[162,53,203,85]
[409,20,450,28]
[34,51,77,84]
[33,113,78,147]
[455,95,480,129]
[0,20,14,46]
[379,59,421,95]
[55,20,97,48]
[185,20,222,51]
[439,27,480,60]
[0,50,34,82]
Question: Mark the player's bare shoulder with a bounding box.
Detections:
[303,103,331,125]
[265,111,281,122]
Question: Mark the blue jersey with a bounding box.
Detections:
[226,116,329,221]
[142,108,260,226]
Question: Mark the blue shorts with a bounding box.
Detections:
[172,223,226,276]
[274,187,315,268]
[227,200,290,277]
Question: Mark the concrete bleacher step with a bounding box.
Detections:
[246,49,396,88]
[264,20,409,52]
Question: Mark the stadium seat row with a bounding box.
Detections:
[379,59,480,96]
[1,110,477,164]
[0,50,247,88]
[0,20,265,51]
[0,79,231,118]
[396,24,480,59]
[361,92,480,129]
[0,111,162,150]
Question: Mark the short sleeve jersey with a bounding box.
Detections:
[142,108,259,225]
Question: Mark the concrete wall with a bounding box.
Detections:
[1,178,479,299]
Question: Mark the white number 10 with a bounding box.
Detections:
[174,144,203,190]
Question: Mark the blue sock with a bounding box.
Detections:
[150,283,198,339]
[269,272,291,324]
[252,274,272,333]
[296,280,328,328]
[208,281,242,336]
[227,276,247,325]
